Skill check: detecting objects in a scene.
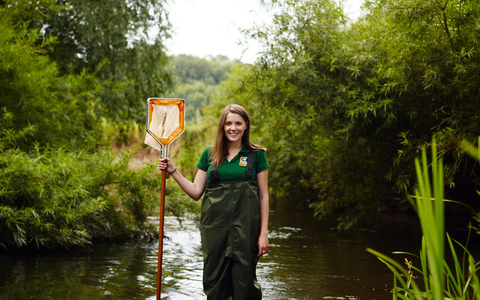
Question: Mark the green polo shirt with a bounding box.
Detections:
[196,146,269,185]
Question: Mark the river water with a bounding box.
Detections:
[0,199,476,300]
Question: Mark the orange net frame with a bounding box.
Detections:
[145,98,185,149]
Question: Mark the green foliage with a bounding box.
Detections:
[167,55,236,121]
[171,121,215,181]
[219,0,480,228]
[164,179,201,222]
[1,0,60,27]
[368,139,480,299]
[171,54,234,84]
[0,3,197,249]
[0,147,147,249]
[173,81,218,121]
[0,18,102,150]
[37,0,174,127]
[0,111,199,249]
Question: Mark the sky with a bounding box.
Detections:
[164,0,366,63]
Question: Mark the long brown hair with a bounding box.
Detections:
[210,104,266,166]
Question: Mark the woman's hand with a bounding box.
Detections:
[257,233,269,257]
[158,158,206,201]
[159,157,176,174]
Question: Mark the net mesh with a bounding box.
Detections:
[145,99,185,151]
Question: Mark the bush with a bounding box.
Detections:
[0,3,199,250]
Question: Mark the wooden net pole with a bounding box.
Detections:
[156,168,167,300]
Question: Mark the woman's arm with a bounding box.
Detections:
[256,168,269,257]
[159,157,207,201]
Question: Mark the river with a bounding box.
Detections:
[0,199,477,299]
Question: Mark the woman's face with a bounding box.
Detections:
[224,112,248,144]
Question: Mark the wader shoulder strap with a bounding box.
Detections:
[210,151,256,184]
[210,162,221,184]
[245,151,256,181]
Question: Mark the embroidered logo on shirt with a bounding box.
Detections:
[239,156,248,167]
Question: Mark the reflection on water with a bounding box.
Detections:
[3,198,472,300]
[259,201,422,300]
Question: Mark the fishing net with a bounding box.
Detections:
[145,98,185,151]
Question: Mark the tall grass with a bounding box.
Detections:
[367,138,480,299]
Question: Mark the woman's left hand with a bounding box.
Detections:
[257,234,269,257]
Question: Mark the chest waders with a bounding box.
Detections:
[200,151,262,300]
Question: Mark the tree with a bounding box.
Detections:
[167,54,236,121]
[0,3,101,150]
[171,54,234,85]
[42,0,174,127]
[0,2,198,249]
[222,0,480,228]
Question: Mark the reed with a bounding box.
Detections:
[367,138,480,299]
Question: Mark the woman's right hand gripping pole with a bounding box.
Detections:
[159,157,176,174]
[158,158,208,201]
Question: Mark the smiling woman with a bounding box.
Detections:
[158,104,270,298]
[224,113,248,150]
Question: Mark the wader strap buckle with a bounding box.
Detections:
[210,151,256,184]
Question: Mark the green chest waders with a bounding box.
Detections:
[200,151,262,300]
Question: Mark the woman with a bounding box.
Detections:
[159,104,269,300]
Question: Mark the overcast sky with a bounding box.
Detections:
[164,0,366,63]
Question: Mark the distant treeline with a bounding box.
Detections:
[167,54,237,121]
